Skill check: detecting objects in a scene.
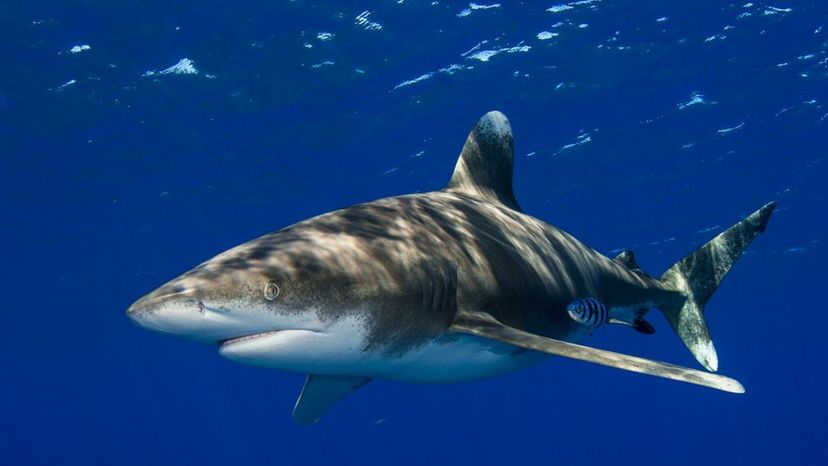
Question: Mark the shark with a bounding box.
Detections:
[127,111,776,424]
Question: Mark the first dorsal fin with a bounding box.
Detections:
[446,111,520,211]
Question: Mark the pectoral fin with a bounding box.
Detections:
[449,310,744,394]
[293,374,372,425]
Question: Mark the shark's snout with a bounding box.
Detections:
[127,286,196,316]
[126,285,209,338]
[126,274,293,344]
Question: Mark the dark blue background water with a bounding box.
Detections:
[2,1,826,465]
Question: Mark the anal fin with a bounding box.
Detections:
[450,310,744,394]
[608,316,656,335]
[293,374,371,425]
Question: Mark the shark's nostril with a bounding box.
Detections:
[126,287,201,323]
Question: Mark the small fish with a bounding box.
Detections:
[567,298,607,326]
[567,297,656,334]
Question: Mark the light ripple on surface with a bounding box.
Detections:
[142,58,203,77]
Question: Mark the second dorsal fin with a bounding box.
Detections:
[613,250,641,271]
[446,111,520,211]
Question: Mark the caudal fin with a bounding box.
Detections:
[659,202,777,372]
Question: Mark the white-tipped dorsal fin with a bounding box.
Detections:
[446,111,520,211]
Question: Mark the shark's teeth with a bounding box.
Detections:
[220,330,285,347]
[219,328,325,348]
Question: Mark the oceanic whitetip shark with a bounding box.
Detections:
[127,111,776,424]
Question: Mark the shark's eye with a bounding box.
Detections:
[263,281,280,301]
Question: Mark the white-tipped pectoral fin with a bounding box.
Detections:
[691,340,719,372]
[293,374,372,425]
[450,310,743,394]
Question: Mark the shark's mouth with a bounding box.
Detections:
[219,330,285,348]
[219,328,324,349]
[217,328,329,368]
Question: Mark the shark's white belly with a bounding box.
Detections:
[377,333,550,383]
[219,315,549,382]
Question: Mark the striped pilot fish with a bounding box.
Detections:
[567,298,655,334]
[567,298,608,326]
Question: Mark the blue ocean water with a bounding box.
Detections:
[2,1,827,464]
